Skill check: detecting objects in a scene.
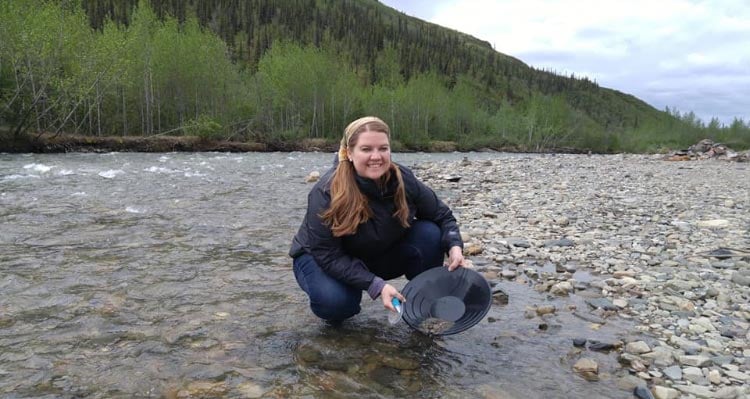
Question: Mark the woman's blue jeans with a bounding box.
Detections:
[293,220,444,321]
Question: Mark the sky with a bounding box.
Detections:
[380,0,749,126]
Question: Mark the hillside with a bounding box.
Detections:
[81,0,663,131]
[2,0,747,152]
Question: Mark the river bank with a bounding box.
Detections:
[413,154,749,399]
[1,131,586,154]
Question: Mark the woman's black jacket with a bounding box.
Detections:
[289,162,463,296]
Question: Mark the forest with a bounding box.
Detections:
[1,0,748,153]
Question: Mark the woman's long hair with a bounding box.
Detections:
[321,117,410,237]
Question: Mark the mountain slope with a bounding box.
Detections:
[81,0,669,131]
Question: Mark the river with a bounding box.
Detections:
[1,152,634,398]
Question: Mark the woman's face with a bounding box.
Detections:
[349,131,391,180]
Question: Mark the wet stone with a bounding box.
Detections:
[491,286,509,305]
[296,344,322,363]
[535,305,556,316]
[381,355,419,371]
[176,381,228,398]
[573,358,599,381]
[588,340,621,352]
[318,357,351,372]
[573,338,587,347]
[585,298,617,311]
[368,366,400,388]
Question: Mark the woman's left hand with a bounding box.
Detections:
[446,246,466,271]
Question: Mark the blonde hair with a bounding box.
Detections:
[321,116,410,236]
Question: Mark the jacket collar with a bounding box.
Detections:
[355,171,397,199]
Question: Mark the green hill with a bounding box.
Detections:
[1,0,748,152]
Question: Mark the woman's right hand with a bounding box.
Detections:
[381,283,405,311]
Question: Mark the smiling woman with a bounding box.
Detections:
[289,116,467,323]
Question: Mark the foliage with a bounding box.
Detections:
[1,0,748,152]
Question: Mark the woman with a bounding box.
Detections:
[289,116,465,322]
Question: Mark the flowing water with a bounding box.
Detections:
[1,152,635,398]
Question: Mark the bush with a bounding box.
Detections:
[184,115,223,141]
[300,138,335,151]
[428,140,458,152]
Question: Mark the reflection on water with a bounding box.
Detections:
[1,152,633,398]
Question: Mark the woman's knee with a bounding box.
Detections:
[294,255,362,321]
[309,288,361,321]
[407,221,443,261]
[410,220,441,241]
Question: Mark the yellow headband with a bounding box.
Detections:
[338,116,387,163]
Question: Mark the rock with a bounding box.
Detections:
[573,358,598,381]
[613,298,628,308]
[585,298,617,311]
[177,381,228,398]
[305,171,320,182]
[506,237,531,248]
[673,384,714,398]
[297,344,322,363]
[625,341,651,354]
[714,386,742,399]
[668,335,702,353]
[535,305,556,316]
[616,375,646,390]
[572,311,606,324]
[613,270,637,278]
[708,369,722,384]
[641,346,675,367]
[236,382,266,398]
[724,369,749,381]
[464,242,483,256]
[731,270,750,287]
[491,286,509,305]
[500,269,517,279]
[588,340,621,352]
[683,366,708,384]
[634,385,655,399]
[543,238,575,247]
[554,217,570,226]
[678,355,712,367]
[652,386,680,399]
[662,365,683,380]
[550,281,573,296]
[381,355,420,370]
[696,219,729,228]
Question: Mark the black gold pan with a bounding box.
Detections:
[401,266,491,336]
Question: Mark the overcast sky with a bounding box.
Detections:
[380,0,749,125]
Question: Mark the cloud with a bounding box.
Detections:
[382,0,750,124]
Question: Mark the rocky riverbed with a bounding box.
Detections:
[411,154,749,399]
